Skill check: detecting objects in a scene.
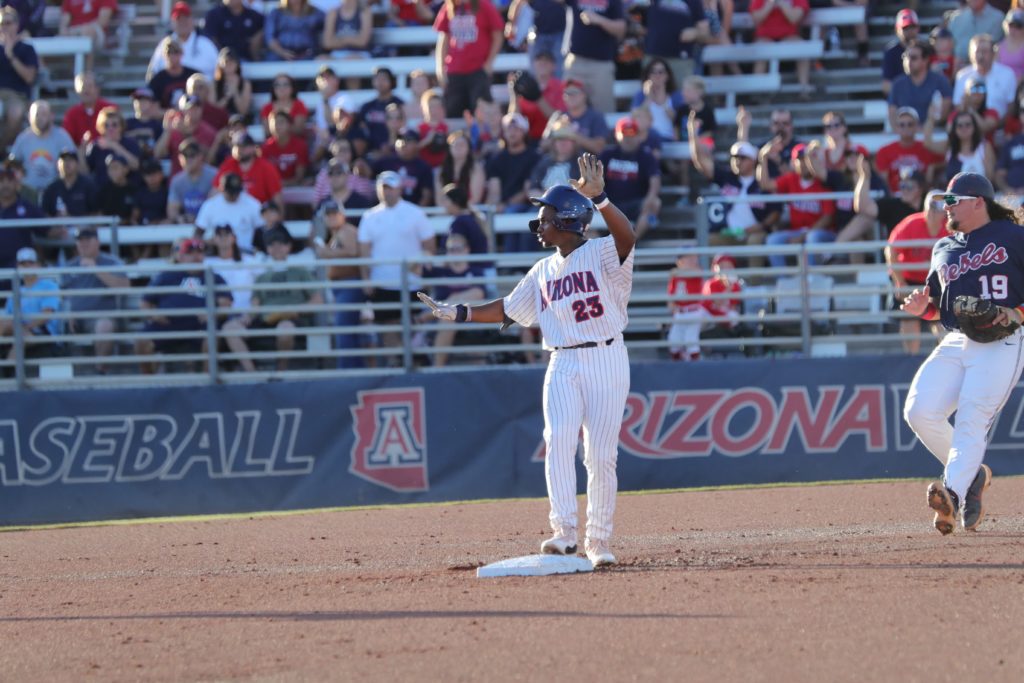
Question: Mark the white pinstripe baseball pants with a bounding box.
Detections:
[904,329,1024,499]
[542,340,630,544]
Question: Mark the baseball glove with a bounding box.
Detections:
[953,295,1020,343]
[510,70,542,102]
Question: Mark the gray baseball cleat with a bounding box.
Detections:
[961,464,992,532]
[540,534,578,555]
[927,481,958,536]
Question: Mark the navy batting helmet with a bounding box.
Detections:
[528,185,594,234]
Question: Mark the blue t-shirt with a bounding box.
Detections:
[926,220,1024,331]
[373,156,435,205]
[358,95,405,152]
[598,145,659,202]
[645,0,705,59]
[427,263,487,301]
[5,278,60,336]
[41,175,97,218]
[997,133,1024,190]
[143,269,231,331]
[265,7,325,57]
[447,213,490,258]
[204,4,266,61]
[570,107,610,141]
[134,184,169,224]
[566,0,623,62]
[888,72,952,124]
[0,41,38,97]
[530,0,567,34]
[882,40,905,83]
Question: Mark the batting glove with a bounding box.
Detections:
[417,292,470,322]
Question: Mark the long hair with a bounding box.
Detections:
[642,57,677,94]
[948,110,982,159]
[443,183,491,250]
[991,198,1024,224]
[440,130,474,196]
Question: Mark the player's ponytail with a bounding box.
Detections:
[985,197,1019,224]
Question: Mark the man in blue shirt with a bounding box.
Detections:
[644,0,708,83]
[881,9,919,97]
[0,7,39,150]
[888,39,952,129]
[563,0,626,115]
[204,0,265,62]
[0,166,42,272]
[0,247,60,367]
[599,117,661,238]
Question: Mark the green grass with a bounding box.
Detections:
[4,475,1021,533]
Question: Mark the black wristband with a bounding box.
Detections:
[591,192,608,207]
[455,304,468,323]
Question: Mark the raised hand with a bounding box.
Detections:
[572,153,605,199]
[900,285,931,317]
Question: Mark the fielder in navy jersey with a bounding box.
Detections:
[417,154,636,567]
[901,172,1024,535]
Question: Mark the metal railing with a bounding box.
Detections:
[0,239,939,390]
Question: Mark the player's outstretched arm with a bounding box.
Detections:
[418,292,507,324]
[572,153,636,262]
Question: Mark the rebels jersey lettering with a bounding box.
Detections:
[504,236,634,349]
[926,219,1024,330]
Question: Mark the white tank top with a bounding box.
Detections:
[957,145,987,175]
[503,236,634,349]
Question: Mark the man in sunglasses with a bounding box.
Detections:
[901,171,1024,535]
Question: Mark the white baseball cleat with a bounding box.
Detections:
[540,534,578,555]
[585,539,616,567]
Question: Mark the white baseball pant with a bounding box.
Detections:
[542,340,630,544]
[904,329,1024,499]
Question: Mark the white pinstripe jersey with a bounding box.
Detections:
[503,236,635,349]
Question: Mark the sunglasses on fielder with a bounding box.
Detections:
[942,194,977,207]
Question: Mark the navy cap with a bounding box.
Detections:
[320,199,342,214]
[222,172,243,193]
[231,131,256,147]
[105,153,128,167]
[946,172,995,201]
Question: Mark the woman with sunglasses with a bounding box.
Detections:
[923,109,995,186]
[259,73,308,138]
[951,77,999,143]
[901,172,1024,536]
[632,58,685,143]
[821,111,854,172]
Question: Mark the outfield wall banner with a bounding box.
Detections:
[3,356,1023,525]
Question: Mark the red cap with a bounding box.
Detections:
[171,2,192,18]
[178,238,205,255]
[615,117,639,138]
[563,79,586,93]
[712,254,736,268]
[790,143,807,162]
[896,9,918,29]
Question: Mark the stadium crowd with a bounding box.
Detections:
[0,0,1022,374]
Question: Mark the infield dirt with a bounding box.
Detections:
[2,478,1023,682]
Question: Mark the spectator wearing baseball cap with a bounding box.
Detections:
[124,87,163,159]
[556,79,609,155]
[147,2,220,80]
[167,138,218,224]
[484,110,540,244]
[952,34,1017,119]
[213,130,283,207]
[205,223,265,317]
[0,167,43,271]
[929,27,956,83]
[688,112,779,257]
[96,153,135,223]
[0,246,61,364]
[156,93,219,176]
[373,129,434,206]
[203,0,266,63]
[134,159,169,228]
[757,140,837,269]
[195,172,263,252]
[316,158,374,216]
[560,0,625,115]
[40,150,98,220]
[135,238,232,375]
[62,229,129,370]
[887,39,952,130]
[874,107,941,193]
[599,116,662,238]
[147,37,200,110]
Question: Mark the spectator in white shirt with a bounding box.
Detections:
[953,33,1017,117]
[195,172,263,252]
[147,2,220,80]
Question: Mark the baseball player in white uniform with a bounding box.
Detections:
[418,154,636,567]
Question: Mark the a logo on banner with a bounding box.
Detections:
[350,389,428,492]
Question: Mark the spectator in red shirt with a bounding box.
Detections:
[389,0,432,26]
[259,73,309,138]
[58,0,116,50]
[155,95,219,175]
[434,0,505,118]
[885,190,947,353]
[749,0,811,98]
[215,132,283,207]
[666,252,706,361]
[416,89,450,168]
[186,74,230,132]
[261,111,308,185]
[758,140,836,268]
[509,50,565,141]
[701,254,743,327]
[874,107,941,192]
[62,72,116,146]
